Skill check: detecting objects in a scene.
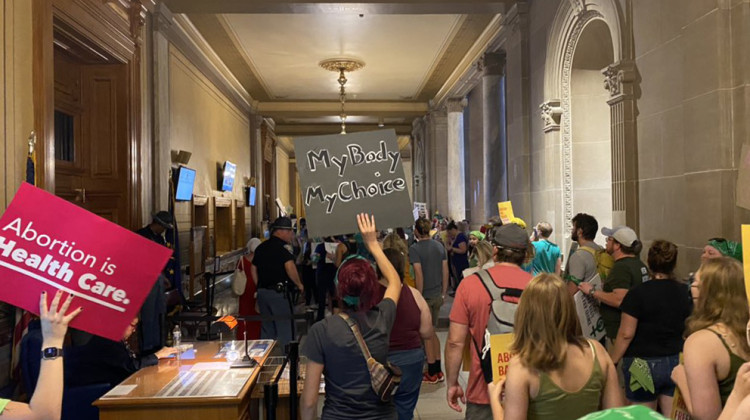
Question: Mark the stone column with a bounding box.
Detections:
[480,52,506,224]
[411,118,427,204]
[446,98,467,221]
[250,114,264,236]
[603,60,638,230]
[427,109,448,216]
[152,2,174,213]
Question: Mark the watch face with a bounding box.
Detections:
[42,347,62,359]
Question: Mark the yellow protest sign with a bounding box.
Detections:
[742,225,750,305]
[490,333,514,383]
[497,201,514,224]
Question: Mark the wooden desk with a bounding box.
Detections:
[95,340,274,420]
[249,356,323,420]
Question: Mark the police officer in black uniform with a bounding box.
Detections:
[136,211,175,354]
[251,216,305,349]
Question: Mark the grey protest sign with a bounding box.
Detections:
[294,129,413,238]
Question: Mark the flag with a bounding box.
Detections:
[167,168,184,303]
[11,134,37,379]
[10,310,32,380]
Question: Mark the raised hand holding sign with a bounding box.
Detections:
[0,183,173,341]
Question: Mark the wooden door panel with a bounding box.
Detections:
[82,65,127,186]
[54,50,130,228]
[88,76,117,178]
[83,193,122,224]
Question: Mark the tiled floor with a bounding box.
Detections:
[204,280,471,419]
[412,330,470,420]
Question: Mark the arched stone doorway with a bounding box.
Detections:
[570,19,614,242]
[541,0,638,256]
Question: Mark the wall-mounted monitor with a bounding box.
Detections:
[220,161,236,192]
[246,186,257,206]
[175,166,196,201]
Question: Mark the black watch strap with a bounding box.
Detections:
[41,347,63,360]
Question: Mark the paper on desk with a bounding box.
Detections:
[191,362,230,371]
[104,384,137,397]
[168,348,196,360]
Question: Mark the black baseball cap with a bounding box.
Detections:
[153,211,174,230]
[489,223,529,250]
[270,216,294,231]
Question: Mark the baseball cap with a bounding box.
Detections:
[270,216,294,231]
[489,223,529,250]
[601,226,638,247]
[153,211,174,230]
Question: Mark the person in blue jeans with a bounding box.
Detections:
[377,248,435,420]
[609,240,692,416]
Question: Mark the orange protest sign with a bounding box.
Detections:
[743,225,750,306]
[497,201,514,225]
[490,333,514,383]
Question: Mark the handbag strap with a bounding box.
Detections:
[338,312,373,361]
[237,255,244,271]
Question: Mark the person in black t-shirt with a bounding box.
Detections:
[251,216,304,348]
[609,240,691,416]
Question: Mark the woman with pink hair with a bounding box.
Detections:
[301,214,402,420]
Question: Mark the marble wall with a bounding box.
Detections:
[631,0,750,272]
[498,0,750,275]
[168,46,253,261]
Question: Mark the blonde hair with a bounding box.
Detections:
[511,273,585,371]
[471,241,493,267]
[382,232,408,257]
[686,257,750,355]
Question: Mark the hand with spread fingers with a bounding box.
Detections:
[0,290,83,420]
[40,290,83,348]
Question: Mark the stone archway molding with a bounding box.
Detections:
[540,0,638,237]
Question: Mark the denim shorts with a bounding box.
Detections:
[622,354,680,402]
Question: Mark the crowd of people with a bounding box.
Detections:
[236,210,750,420]
[11,207,750,420]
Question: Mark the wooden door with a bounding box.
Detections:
[54,48,130,226]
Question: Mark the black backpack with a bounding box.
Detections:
[471,269,523,383]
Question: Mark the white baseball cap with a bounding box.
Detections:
[601,226,638,247]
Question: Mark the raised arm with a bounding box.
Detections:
[3,291,82,420]
[357,213,401,305]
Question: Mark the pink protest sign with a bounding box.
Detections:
[0,183,172,341]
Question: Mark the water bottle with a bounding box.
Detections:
[173,325,181,348]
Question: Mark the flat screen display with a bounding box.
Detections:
[175,166,196,201]
[247,186,256,206]
[221,161,236,192]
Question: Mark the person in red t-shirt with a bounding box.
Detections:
[445,223,533,419]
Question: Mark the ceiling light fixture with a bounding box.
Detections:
[319,58,365,134]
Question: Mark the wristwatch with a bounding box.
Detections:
[588,285,598,297]
[41,347,63,360]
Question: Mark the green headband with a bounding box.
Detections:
[708,239,743,262]
[470,231,485,241]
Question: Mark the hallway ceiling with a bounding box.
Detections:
[163,0,509,137]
